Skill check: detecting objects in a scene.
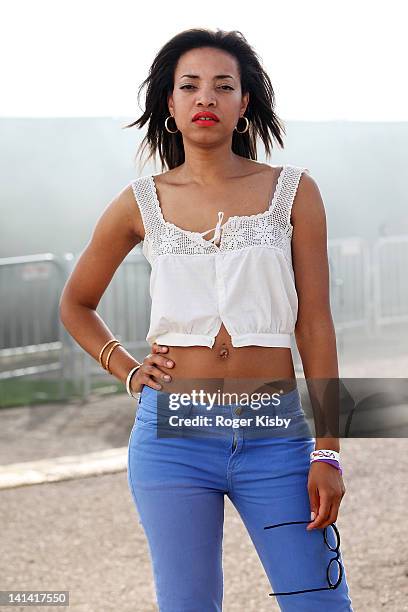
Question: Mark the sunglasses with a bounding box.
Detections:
[263,520,343,596]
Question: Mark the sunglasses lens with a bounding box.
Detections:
[327,559,342,587]
[324,524,340,550]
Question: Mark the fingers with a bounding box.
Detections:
[307,489,345,531]
[307,485,320,531]
[152,342,168,353]
[148,348,174,372]
[140,343,173,390]
[307,461,346,532]
[307,493,332,531]
[143,362,172,389]
[151,343,173,368]
[326,500,341,527]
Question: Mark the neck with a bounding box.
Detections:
[177,141,246,186]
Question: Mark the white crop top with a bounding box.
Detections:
[131,164,309,349]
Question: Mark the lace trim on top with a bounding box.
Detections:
[131,164,309,266]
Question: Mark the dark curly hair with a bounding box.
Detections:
[123,28,286,172]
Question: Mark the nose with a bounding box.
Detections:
[197,99,216,107]
[195,87,217,106]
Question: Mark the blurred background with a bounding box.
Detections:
[1,121,407,406]
[1,1,407,611]
[1,1,407,407]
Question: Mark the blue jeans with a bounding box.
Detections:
[127,384,353,611]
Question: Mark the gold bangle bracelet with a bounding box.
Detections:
[99,339,119,369]
[105,341,122,374]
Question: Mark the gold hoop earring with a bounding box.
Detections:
[234,116,250,134]
[165,115,179,134]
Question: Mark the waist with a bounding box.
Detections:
[149,349,297,397]
[158,376,297,397]
[157,327,295,392]
[139,380,303,419]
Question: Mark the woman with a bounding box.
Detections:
[60,28,353,611]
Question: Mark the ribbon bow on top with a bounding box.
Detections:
[200,211,225,246]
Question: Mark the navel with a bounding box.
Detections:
[218,343,230,359]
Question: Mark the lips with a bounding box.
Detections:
[192,112,219,122]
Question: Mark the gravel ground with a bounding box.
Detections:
[0,392,136,466]
[1,438,408,611]
[1,403,408,611]
[1,331,408,611]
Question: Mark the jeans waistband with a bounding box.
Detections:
[138,384,303,418]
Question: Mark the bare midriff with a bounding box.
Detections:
[154,322,297,399]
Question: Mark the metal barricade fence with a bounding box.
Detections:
[372,235,408,329]
[0,253,69,404]
[1,235,407,406]
[327,237,372,334]
[291,237,372,369]
[0,248,151,406]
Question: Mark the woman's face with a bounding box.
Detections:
[167,46,249,142]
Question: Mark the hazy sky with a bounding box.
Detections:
[1,0,407,120]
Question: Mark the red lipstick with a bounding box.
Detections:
[192,111,220,125]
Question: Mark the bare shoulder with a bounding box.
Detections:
[59,182,143,312]
[152,167,181,188]
[291,170,326,227]
[245,161,288,191]
[124,180,147,240]
[239,159,280,179]
[89,181,144,255]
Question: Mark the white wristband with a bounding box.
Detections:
[310,449,340,463]
[126,363,142,399]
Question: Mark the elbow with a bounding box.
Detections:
[59,292,95,327]
[294,313,336,345]
[58,289,78,327]
[59,296,71,328]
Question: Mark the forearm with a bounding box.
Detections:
[59,303,140,386]
[295,321,340,452]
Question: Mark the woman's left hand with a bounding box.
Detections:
[306,461,346,531]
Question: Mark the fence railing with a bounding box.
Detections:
[372,234,408,328]
[1,234,407,405]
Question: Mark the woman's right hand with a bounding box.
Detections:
[130,343,174,393]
